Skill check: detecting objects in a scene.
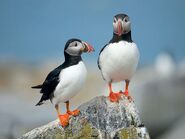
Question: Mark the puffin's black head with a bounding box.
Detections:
[64,38,94,56]
[113,13,131,36]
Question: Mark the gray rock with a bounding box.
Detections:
[19,96,150,139]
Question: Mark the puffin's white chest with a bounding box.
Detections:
[99,41,139,82]
[53,61,87,104]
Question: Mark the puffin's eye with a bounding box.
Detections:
[124,17,129,22]
[74,42,78,47]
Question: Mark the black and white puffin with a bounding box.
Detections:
[98,13,140,102]
[32,38,94,127]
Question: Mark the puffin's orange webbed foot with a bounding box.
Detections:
[109,92,121,102]
[67,109,80,116]
[58,113,70,127]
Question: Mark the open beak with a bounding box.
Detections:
[81,41,94,53]
[117,21,123,36]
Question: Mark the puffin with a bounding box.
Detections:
[32,38,94,127]
[97,13,140,102]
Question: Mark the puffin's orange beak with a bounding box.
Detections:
[117,21,123,36]
[81,42,94,53]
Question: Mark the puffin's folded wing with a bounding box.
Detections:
[34,67,62,106]
[97,44,108,70]
[31,69,60,91]
[39,66,62,96]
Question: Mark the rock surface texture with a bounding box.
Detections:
[19,96,150,139]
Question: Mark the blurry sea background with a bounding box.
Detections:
[0,0,185,138]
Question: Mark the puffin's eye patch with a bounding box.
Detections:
[124,17,129,22]
[74,42,78,47]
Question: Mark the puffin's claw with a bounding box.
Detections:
[67,109,80,116]
[119,90,133,101]
[127,95,133,101]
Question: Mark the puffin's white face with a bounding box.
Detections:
[65,41,83,56]
[65,40,94,56]
[113,15,131,36]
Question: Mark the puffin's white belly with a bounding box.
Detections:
[52,61,87,105]
[99,41,139,82]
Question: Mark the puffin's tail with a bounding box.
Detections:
[36,100,44,106]
[31,84,42,89]
[35,94,48,106]
[36,97,44,106]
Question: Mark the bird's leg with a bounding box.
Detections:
[55,104,69,127]
[108,83,121,102]
[66,101,80,116]
[124,80,129,96]
[121,80,132,100]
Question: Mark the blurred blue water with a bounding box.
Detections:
[0,0,185,65]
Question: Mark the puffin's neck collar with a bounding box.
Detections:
[64,52,82,64]
[110,31,133,43]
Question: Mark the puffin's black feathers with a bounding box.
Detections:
[35,65,62,106]
[31,84,42,89]
[110,31,132,43]
[115,13,128,20]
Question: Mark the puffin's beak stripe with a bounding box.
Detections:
[82,42,94,53]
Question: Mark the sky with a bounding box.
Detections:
[0,0,185,65]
